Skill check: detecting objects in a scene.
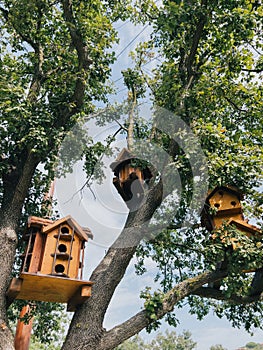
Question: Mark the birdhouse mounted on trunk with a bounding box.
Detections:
[7,215,94,311]
[110,148,152,210]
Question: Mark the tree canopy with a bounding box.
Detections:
[0,0,262,349]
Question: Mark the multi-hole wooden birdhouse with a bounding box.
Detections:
[110,148,152,209]
[201,186,262,278]
[202,186,244,231]
[7,215,93,311]
[201,185,261,242]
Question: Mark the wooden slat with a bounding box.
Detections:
[6,278,23,307]
[7,273,93,308]
[28,232,44,273]
[67,285,92,312]
[28,216,53,227]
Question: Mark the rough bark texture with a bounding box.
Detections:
[61,183,163,350]
[0,150,39,350]
[0,227,17,350]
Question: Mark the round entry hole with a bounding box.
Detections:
[55,264,65,274]
[61,226,69,234]
[58,244,67,253]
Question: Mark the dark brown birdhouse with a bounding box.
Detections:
[201,186,244,231]
[110,148,152,209]
[7,215,94,311]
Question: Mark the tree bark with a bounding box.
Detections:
[0,150,40,350]
[61,182,163,350]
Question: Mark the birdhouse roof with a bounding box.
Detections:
[228,218,261,235]
[42,215,92,241]
[110,148,134,172]
[28,216,54,227]
[206,185,244,202]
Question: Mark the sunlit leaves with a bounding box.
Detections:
[129,0,263,335]
[0,0,129,345]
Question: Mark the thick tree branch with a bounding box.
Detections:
[61,0,92,115]
[99,269,228,350]
[180,1,209,88]
[62,182,163,350]
[62,0,92,70]
[176,1,210,122]
[0,150,40,229]
[185,11,207,77]
[27,3,44,102]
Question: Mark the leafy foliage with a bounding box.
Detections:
[127,0,263,336]
[0,0,123,346]
[246,343,263,350]
[0,0,263,348]
[8,300,68,345]
[210,345,228,350]
[115,330,197,350]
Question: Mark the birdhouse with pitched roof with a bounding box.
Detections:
[110,148,152,209]
[201,185,261,249]
[201,186,262,280]
[7,215,93,311]
[202,186,244,231]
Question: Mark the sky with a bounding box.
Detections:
[54,15,263,350]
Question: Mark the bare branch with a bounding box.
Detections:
[241,68,263,73]
[63,126,123,203]
[127,91,136,151]
[113,119,128,132]
[224,96,247,113]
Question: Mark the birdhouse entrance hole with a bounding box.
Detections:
[55,264,65,274]
[58,244,67,253]
[201,186,262,273]
[7,215,94,311]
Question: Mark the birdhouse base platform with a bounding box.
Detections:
[7,272,93,312]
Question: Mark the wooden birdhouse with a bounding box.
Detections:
[201,187,262,282]
[7,215,94,311]
[201,186,244,231]
[201,185,261,252]
[110,148,152,209]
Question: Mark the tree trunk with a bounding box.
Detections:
[0,225,17,350]
[0,151,39,349]
[62,183,163,350]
